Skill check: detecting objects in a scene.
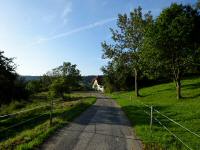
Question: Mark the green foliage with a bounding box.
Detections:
[80,76,96,91]
[0,92,52,116]
[48,62,82,99]
[0,51,17,104]
[39,74,52,91]
[197,0,200,9]
[102,3,200,99]
[102,61,134,92]
[101,7,153,95]
[26,80,41,94]
[49,77,68,99]
[142,3,200,99]
[0,101,26,115]
[0,51,29,105]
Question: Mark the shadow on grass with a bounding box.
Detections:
[183,82,200,90]
[63,96,96,102]
[141,80,200,98]
[0,112,50,141]
[122,105,150,126]
[0,102,92,142]
[120,105,186,150]
[69,104,177,127]
[121,105,179,129]
[141,88,175,97]
[182,93,200,99]
[123,106,149,124]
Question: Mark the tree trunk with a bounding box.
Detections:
[175,70,181,100]
[61,93,65,100]
[176,77,181,100]
[134,68,139,97]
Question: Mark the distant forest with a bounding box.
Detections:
[22,75,97,86]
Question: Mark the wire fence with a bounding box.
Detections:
[0,104,50,118]
[134,98,200,150]
[0,112,49,133]
[0,99,69,119]
[1,96,199,149]
[0,100,69,137]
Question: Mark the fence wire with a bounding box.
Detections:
[0,113,49,133]
[0,104,50,118]
[0,99,76,134]
[154,109,200,138]
[135,99,199,150]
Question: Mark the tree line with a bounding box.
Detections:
[0,52,83,105]
[102,2,200,99]
[25,62,83,100]
[0,51,29,105]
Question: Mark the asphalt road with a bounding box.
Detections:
[40,93,142,150]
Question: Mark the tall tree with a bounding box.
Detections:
[49,62,82,99]
[0,51,17,104]
[143,3,200,99]
[40,74,52,91]
[197,0,200,9]
[101,59,134,92]
[102,7,153,96]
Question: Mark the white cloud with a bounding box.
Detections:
[31,17,116,46]
[61,1,72,24]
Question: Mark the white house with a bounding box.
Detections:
[92,76,104,92]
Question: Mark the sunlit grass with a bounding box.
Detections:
[108,77,200,150]
[0,94,96,150]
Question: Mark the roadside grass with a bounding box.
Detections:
[108,77,200,150]
[0,92,91,115]
[0,93,96,150]
[0,92,51,115]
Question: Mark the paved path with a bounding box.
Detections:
[40,94,142,150]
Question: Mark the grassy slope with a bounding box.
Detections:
[0,92,55,115]
[109,77,200,150]
[0,93,96,150]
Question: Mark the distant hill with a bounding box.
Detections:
[81,75,103,90]
[21,75,102,84]
[21,76,41,81]
[82,75,96,85]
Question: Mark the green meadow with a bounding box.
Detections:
[0,93,96,150]
[109,77,200,150]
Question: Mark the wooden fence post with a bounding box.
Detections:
[150,106,153,130]
[50,99,53,126]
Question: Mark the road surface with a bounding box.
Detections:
[40,93,142,150]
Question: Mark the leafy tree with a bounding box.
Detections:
[39,74,52,91]
[102,7,153,96]
[0,51,30,105]
[52,62,81,90]
[197,0,200,9]
[49,77,68,99]
[13,77,29,100]
[143,3,200,99]
[26,80,41,94]
[0,51,17,104]
[48,62,81,99]
[102,59,134,92]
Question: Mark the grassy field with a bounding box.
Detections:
[0,92,56,116]
[108,77,200,150]
[0,92,96,150]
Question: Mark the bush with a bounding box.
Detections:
[0,101,26,114]
[26,80,41,94]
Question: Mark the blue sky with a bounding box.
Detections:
[0,0,196,76]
